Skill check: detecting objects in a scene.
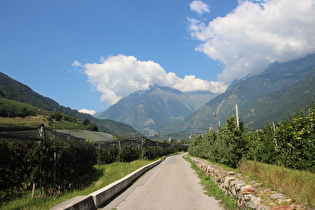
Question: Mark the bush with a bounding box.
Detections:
[189,115,249,168]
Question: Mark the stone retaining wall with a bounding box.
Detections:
[191,157,307,210]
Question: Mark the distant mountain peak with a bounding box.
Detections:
[95,84,217,135]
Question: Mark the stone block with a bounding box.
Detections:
[270,193,284,200]
[224,177,236,189]
[241,185,256,194]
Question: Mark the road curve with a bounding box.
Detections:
[103,153,223,210]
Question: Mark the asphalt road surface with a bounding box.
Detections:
[103,153,223,210]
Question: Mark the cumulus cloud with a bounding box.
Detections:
[78,109,96,115]
[188,0,315,84]
[190,1,210,14]
[80,55,226,105]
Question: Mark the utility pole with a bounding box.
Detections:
[38,124,45,196]
[213,112,216,130]
[53,148,57,196]
[235,104,240,129]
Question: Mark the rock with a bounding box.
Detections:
[227,171,236,175]
[241,185,256,194]
[224,177,236,189]
[236,183,246,191]
[271,206,294,210]
[278,198,292,205]
[238,199,246,208]
[257,205,271,210]
[249,196,262,209]
[270,193,284,200]
[231,186,237,196]
[253,182,263,188]
[214,170,222,183]
[244,194,252,201]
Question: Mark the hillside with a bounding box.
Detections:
[96,85,217,135]
[243,68,315,128]
[163,53,315,133]
[0,72,140,137]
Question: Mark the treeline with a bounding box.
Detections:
[97,144,185,164]
[189,103,315,172]
[48,112,98,131]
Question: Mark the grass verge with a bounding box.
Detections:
[238,160,315,208]
[0,160,153,210]
[183,155,238,210]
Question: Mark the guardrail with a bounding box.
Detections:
[51,159,161,210]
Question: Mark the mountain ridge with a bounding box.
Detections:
[0,72,140,137]
[162,53,315,133]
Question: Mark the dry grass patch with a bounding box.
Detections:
[239,160,315,208]
[0,115,46,126]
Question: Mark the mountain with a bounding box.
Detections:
[243,68,315,128]
[163,53,315,133]
[0,72,140,137]
[96,85,217,135]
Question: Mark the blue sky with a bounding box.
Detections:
[1,0,315,114]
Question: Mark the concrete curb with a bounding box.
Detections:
[50,196,95,210]
[51,159,161,210]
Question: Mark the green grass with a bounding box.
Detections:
[238,160,315,208]
[183,155,238,210]
[0,160,153,210]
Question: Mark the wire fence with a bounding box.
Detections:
[0,124,172,148]
[0,124,187,198]
[93,137,173,148]
[0,124,90,143]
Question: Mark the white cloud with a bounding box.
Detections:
[72,60,82,67]
[78,109,96,115]
[190,1,210,14]
[81,55,226,105]
[188,0,315,84]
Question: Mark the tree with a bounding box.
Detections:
[83,118,90,126]
[87,123,98,131]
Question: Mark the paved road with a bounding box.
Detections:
[103,153,223,210]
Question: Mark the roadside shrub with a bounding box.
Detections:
[189,115,249,168]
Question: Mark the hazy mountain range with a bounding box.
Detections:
[95,85,217,135]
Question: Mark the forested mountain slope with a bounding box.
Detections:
[0,72,140,136]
